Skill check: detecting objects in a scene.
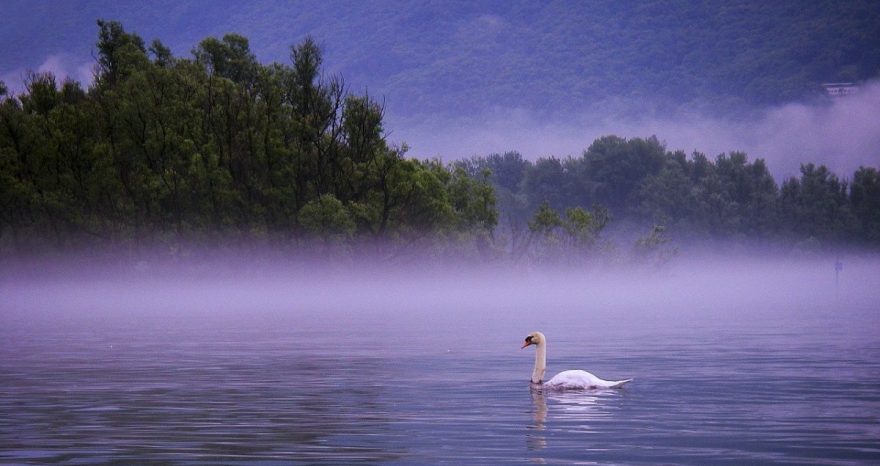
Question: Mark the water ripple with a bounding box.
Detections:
[1,306,879,464]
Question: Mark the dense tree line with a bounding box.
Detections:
[2,22,878,263]
[0,22,496,257]
[461,137,880,260]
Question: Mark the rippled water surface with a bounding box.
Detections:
[2,268,880,464]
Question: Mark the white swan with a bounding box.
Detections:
[521,331,632,389]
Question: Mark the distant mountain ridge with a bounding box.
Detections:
[3,0,878,118]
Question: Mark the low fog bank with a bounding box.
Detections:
[394,81,880,180]
[3,250,878,325]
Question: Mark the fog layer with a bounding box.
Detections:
[4,254,878,328]
[394,81,880,179]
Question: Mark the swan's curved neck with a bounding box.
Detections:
[532,342,546,384]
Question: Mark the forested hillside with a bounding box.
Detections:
[3,1,878,117]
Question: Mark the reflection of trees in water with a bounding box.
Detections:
[160,354,405,462]
[270,355,403,462]
[527,386,624,463]
[0,342,403,463]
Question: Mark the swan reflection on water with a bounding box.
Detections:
[527,385,625,460]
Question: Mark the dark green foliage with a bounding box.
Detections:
[577,136,667,213]
[520,202,609,265]
[96,19,147,86]
[521,157,570,211]
[477,151,529,193]
[850,167,880,243]
[780,164,854,242]
[633,150,780,237]
[195,34,258,84]
[0,23,496,255]
[468,136,879,251]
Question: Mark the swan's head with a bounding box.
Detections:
[521,331,545,349]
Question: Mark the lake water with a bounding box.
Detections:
[2,261,880,464]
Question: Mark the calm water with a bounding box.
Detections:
[2,269,880,464]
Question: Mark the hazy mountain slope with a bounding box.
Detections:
[2,0,878,118]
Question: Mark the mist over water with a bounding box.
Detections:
[5,252,878,320]
[2,252,880,463]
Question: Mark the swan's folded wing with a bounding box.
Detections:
[547,370,632,389]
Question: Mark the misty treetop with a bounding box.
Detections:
[0,21,496,254]
[460,137,880,254]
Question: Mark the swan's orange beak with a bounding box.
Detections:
[521,340,533,349]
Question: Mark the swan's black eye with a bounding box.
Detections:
[525,336,533,343]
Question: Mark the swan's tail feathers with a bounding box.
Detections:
[610,378,633,388]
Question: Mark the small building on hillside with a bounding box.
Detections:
[822,82,858,97]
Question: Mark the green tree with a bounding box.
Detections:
[298,194,356,238]
[635,151,693,230]
[713,152,778,236]
[850,166,880,244]
[780,163,854,244]
[95,19,148,87]
[521,156,569,211]
[195,34,258,85]
[523,201,608,265]
[578,135,666,214]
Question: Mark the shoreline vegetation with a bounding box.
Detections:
[1,22,878,265]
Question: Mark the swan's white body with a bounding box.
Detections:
[545,370,630,389]
[523,331,631,390]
